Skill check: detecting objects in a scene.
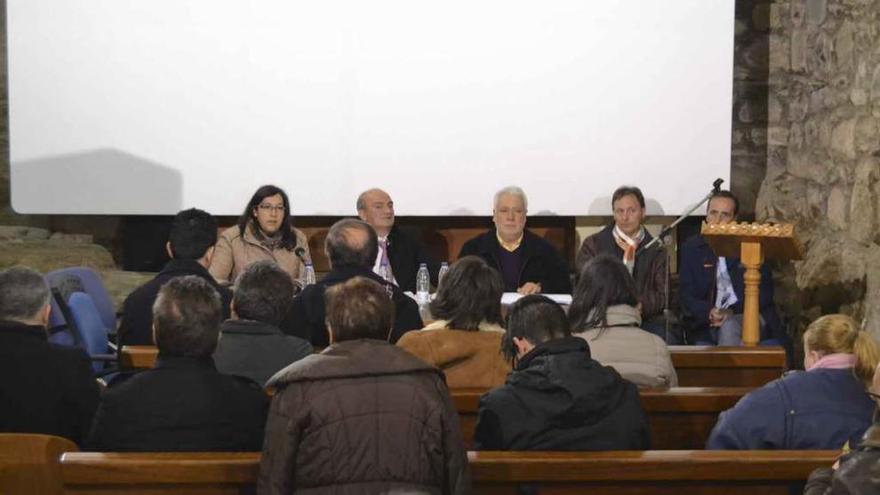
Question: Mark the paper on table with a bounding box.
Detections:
[501,293,572,305]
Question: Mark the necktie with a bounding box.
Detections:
[379,238,394,282]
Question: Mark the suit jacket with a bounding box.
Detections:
[0,322,100,446]
[679,234,784,343]
[282,265,423,347]
[118,259,232,346]
[214,319,313,386]
[87,355,268,452]
[458,229,571,294]
[386,225,438,293]
[576,225,667,320]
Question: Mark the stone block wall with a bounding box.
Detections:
[753,0,880,339]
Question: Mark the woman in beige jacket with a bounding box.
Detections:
[570,254,678,389]
[397,256,511,388]
[209,185,310,286]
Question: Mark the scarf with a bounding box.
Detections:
[612,225,645,274]
[807,353,858,371]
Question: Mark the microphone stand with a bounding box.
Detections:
[642,178,724,343]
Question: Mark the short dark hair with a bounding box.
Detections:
[325,277,394,342]
[0,266,50,322]
[501,295,570,362]
[569,254,639,332]
[708,190,739,216]
[238,185,298,251]
[325,219,378,269]
[611,186,646,209]
[152,276,222,358]
[169,208,218,260]
[429,256,503,331]
[232,261,294,326]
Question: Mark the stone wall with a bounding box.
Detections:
[754,0,880,339]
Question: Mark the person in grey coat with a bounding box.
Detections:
[214,261,312,386]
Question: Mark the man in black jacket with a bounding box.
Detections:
[88,276,267,452]
[459,186,571,295]
[118,208,232,346]
[0,266,100,446]
[474,295,650,450]
[283,218,423,347]
[356,188,437,292]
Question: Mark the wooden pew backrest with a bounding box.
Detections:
[669,345,785,387]
[0,433,79,495]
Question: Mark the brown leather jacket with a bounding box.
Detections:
[397,321,511,389]
[804,422,880,495]
[209,224,310,286]
[258,339,471,495]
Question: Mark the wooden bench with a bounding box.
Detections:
[121,345,787,389]
[452,387,749,450]
[0,433,79,495]
[60,450,837,495]
[669,345,786,387]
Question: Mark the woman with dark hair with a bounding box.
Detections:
[397,255,511,388]
[209,185,311,286]
[569,254,677,388]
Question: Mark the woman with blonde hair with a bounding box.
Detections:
[708,314,879,450]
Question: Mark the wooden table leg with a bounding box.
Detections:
[740,241,763,346]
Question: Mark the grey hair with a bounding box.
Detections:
[0,266,51,322]
[356,188,388,212]
[493,186,528,211]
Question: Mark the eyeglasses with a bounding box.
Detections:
[257,204,285,213]
[867,391,880,402]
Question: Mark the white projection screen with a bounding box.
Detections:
[7,0,734,216]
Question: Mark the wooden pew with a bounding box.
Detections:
[0,434,79,495]
[452,387,749,450]
[669,345,785,387]
[60,450,837,495]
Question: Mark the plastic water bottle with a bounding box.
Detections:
[438,262,449,287]
[304,262,316,286]
[416,263,430,303]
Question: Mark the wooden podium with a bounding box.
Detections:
[701,222,804,346]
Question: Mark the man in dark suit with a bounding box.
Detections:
[356,188,437,292]
[459,186,571,294]
[87,276,267,452]
[0,266,100,446]
[118,208,232,346]
[284,218,423,347]
[679,190,783,345]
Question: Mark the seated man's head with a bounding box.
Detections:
[501,295,570,364]
[611,186,646,237]
[324,218,378,270]
[803,314,880,386]
[167,208,218,267]
[429,256,503,331]
[493,186,528,243]
[152,276,222,358]
[706,191,738,225]
[569,254,639,331]
[325,277,394,343]
[0,266,51,327]
[356,188,395,237]
[232,260,294,327]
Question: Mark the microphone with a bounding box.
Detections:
[294,247,307,263]
[712,178,724,194]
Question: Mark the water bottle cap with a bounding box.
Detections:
[441,262,449,266]
[305,262,313,266]
[419,263,427,267]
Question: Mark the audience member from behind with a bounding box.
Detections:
[259,277,470,495]
[284,218,422,347]
[214,261,312,386]
[458,186,571,295]
[88,276,268,452]
[118,208,232,346]
[397,256,511,388]
[357,187,437,292]
[570,254,677,388]
[473,295,650,450]
[708,314,879,450]
[0,266,100,446]
[804,363,880,495]
[209,184,311,286]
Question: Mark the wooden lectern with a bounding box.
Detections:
[701,222,804,346]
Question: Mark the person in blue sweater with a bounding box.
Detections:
[707,314,879,450]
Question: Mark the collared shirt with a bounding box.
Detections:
[496,231,524,252]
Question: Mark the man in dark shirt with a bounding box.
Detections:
[459,186,571,295]
[0,266,100,446]
[284,218,422,347]
[87,276,267,452]
[118,208,232,345]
